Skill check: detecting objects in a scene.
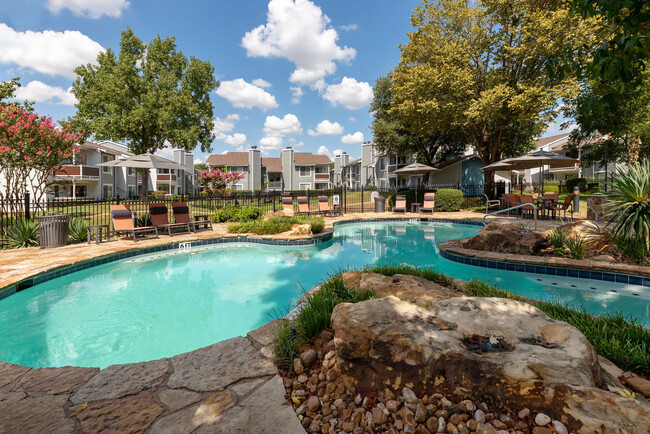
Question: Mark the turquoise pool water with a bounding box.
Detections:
[0,221,648,368]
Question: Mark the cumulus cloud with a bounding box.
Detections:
[317,146,343,160]
[46,0,129,18]
[290,86,303,104]
[13,80,77,105]
[348,116,357,122]
[323,77,373,110]
[213,114,248,148]
[259,113,302,154]
[339,24,358,31]
[308,120,344,136]
[252,78,272,88]
[242,0,356,88]
[0,24,103,78]
[224,133,247,147]
[194,158,204,165]
[341,131,364,144]
[216,78,279,110]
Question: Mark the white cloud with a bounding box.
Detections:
[348,116,357,122]
[224,133,247,147]
[341,131,364,144]
[323,77,373,110]
[13,80,77,105]
[0,23,104,78]
[308,120,344,136]
[215,78,279,110]
[46,0,129,18]
[290,86,303,104]
[194,158,204,165]
[263,114,302,137]
[212,114,248,148]
[241,0,356,88]
[543,121,578,138]
[259,136,283,154]
[293,141,305,147]
[339,24,358,31]
[252,78,272,88]
[317,146,343,160]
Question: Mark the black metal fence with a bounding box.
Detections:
[0,183,495,247]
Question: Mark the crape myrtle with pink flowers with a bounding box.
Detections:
[199,168,245,195]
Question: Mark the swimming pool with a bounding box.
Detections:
[0,221,648,368]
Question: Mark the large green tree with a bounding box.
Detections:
[1,77,34,110]
[371,74,467,183]
[69,28,218,199]
[389,0,600,192]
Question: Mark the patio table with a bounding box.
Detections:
[411,203,421,213]
[87,224,110,244]
[194,214,210,230]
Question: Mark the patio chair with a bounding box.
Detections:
[483,194,500,214]
[109,204,159,242]
[149,203,192,236]
[281,197,294,213]
[549,194,575,220]
[518,195,535,219]
[296,196,312,215]
[393,195,406,213]
[420,193,435,214]
[172,202,213,232]
[316,196,341,217]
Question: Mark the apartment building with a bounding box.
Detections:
[206,147,331,191]
[52,141,197,199]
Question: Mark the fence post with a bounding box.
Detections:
[24,192,30,221]
[343,185,347,214]
[361,184,364,213]
[116,194,121,205]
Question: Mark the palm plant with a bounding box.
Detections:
[606,159,650,249]
[6,219,39,248]
[68,218,88,243]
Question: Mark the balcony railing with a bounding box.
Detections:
[157,174,177,181]
[315,173,329,180]
[267,181,283,190]
[54,165,100,179]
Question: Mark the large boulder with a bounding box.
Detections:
[557,220,611,256]
[460,223,548,254]
[331,296,650,432]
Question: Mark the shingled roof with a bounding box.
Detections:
[206,152,249,166]
[262,157,282,172]
[293,152,331,165]
[535,133,571,149]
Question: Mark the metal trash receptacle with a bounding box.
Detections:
[374,196,386,213]
[37,214,71,248]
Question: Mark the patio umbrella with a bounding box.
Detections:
[97,152,186,170]
[393,163,440,203]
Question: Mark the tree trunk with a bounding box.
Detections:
[141,168,150,201]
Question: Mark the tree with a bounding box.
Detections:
[390,0,600,193]
[371,75,466,183]
[198,169,244,195]
[194,162,209,172]
[68,28,218,199]
[0,105,81,204]
[1,77,34,111]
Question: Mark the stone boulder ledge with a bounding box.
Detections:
[331,295,650,432]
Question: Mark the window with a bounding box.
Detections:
[299,182,311,190]
[379,158,386,171]
[299,166,311,177]
[128,185,136,198]
[102,184,113,199]
[102,154,114,174]
[127,167,134,176]
[389,156,397,165]
[157,168,170,174]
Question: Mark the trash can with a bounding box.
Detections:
[374,196,386,213]
[37,214,71,248]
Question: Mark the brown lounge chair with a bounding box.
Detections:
[393,195,406,213]
[149,203,192,236]
[316,195,341,217]
[420,193,436,214]
[110,204,158,242]
[281,197,294,213]
[172,202,213,232]
[296,196,312,215]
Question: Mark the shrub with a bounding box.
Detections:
[364,264,456,288]
[542,181,560,194]
[273,318,301,367]
[564,234,586,259]
[211,205,262,223]
[148,190,167,199]
[6,219,39,248]
[565,177,588,193]
[612,234,648,265]
[606,160,650,249]
[547,227,567,256]
[435,188,463,211]
[463,279,650,376]
[293,215,325,234]
[136,213,152,228]
[68,218,88,243]
[228,215,324,235]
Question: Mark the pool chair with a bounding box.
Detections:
[281,197,294,213]
[149,203,192,236]
[317,195,341,217]
[420,193,436,214]
[296,196,312,215]
[110,205,159,242]
[172,202,213,232]
[393,195,407,213]
[483,194,500,214]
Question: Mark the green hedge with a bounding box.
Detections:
[228,215,324,235]
[435,188,463,211]
[565,177,588,192]
[211,205,262,223]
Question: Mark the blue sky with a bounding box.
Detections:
[0,0,566,164]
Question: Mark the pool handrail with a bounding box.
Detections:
[482,203,537,230]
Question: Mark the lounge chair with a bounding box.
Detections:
[296,196,312,215]
[110,204,159,242]
[149,203,192,236]
[281,197,294,213]
[172,202,213,232]
[393,195,406,213]
[483,194,500,214]
[420,193,436,214]
[316,196,341,217]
